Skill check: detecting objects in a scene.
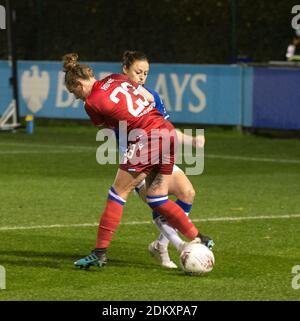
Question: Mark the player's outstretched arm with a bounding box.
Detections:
[175,129,205,149]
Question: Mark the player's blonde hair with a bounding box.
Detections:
[62,53,94,90]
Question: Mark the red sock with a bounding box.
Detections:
[95,199,124,249]
[153,200,198,240]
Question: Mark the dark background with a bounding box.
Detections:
[0,0,298,63]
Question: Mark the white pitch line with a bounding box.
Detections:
[0,149,300,165]
[1,214,300,231]
[1,142,300,164]
[205,154,300,164]
[0,150,91,154]
[0,142,96,150]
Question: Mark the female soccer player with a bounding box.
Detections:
[62,53,213,269]
[121,50,209,268]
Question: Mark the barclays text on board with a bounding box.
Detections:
[0,61,245,125]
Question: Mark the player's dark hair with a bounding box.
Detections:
[62,53,94,89]
[122,50,149,69]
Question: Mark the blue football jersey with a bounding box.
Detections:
[146,88,170,120]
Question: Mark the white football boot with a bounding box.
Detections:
[148,240,178,269]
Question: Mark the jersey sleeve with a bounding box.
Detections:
[146,88,170,119]
[84,102,105,127]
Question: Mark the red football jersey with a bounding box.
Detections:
[84,74,165,133]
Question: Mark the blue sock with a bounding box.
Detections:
[175,199,192,215]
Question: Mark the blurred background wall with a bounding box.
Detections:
[0,0,298,63]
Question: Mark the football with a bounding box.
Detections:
[180,243,215,275]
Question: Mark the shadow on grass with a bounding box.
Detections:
[0,250,78,269]
[0,250,166,272]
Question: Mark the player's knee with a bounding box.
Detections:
[177,187,195,203]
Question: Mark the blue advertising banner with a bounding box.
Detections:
[0,61,13,114]
[16,61,120,120]
[10,61,243,125]
[253,67,300,130]
[4,61,300,130]
[147,64,243,125]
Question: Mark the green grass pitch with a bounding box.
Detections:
[0,124,300,300]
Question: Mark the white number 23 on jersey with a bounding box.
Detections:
[109,82,150,117]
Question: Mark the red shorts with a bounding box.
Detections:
[120,120,177,175]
